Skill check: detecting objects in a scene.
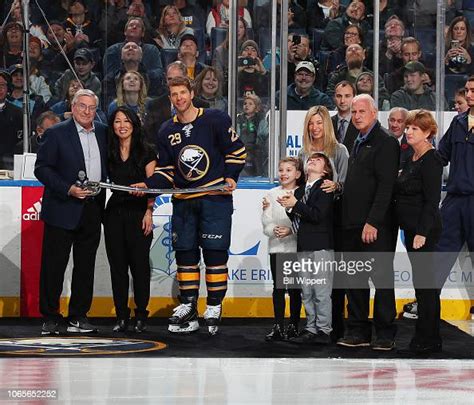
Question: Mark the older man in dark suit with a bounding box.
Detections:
[338,94,400,351]
[35,89,107,335]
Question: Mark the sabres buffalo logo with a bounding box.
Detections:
[177,145,210,181]
[0,337,166,356]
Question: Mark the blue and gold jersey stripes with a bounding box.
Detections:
[146,108,246,199]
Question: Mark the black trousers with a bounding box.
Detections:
[104,206,152,320]
[404,229,442,346]
[269,253,302,326]
[332,211,346,340]
[342,226,397,340]
[331,286,346,340]
[39,200,102,321]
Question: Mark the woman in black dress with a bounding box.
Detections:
[394,109,443,354]
[105,107,157,333]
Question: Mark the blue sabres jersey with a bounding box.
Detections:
[147,108,246,199]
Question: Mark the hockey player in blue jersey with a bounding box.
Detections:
[144,76,246,335]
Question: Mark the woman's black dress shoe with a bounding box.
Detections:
[134,319,147,333]
[113,319,129,332]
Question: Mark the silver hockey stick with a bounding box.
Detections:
[84,181,228,196]
[76,171,228,196]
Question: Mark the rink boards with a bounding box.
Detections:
[0,183,472,319]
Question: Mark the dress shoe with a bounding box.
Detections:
[285,323,299,340]
[291,329,317,344]
[265,324,285,341]
[134,319,147,333]
[113,319,129,332]
[398,345,442,356]
[314,331,331,345]
[409,341,442,355]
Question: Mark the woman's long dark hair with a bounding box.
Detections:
[108,106,155,178]
[446,15,472,49]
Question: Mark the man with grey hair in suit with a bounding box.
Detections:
[35,89,108,336]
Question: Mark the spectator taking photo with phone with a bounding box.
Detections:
[287,33,321,87]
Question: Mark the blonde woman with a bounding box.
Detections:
[108,71,149,122]
[154,5,194,49]
[298,105,349,193]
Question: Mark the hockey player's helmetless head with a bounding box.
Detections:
[169,76,195,115]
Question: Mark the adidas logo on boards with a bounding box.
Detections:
[23,199,42,221]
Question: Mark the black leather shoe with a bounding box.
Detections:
[134,319,147,333]
[398,344,442,356]
[314,331,331,345]
[113,319,129,332]
[291,329,317,344]
[265,324,285,341]
[285,323,299,340]
[409,341,442,354]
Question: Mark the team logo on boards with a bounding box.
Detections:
[0,337,166,356]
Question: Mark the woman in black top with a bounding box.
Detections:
[105,107,157,333]
[394,109,443,354]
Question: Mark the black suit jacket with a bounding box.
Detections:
[331,114,358,155]
[34,119,108,230]
[144,93,209,145]
[288,179,334,252]
[342,121,400,229]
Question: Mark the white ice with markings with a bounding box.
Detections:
[0,357,473,404]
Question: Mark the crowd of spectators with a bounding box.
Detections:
[0,0,472,174]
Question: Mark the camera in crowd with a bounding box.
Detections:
[238,57,257,67]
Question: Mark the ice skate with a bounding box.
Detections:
[168,299,199,334]
[204,304,222,336]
